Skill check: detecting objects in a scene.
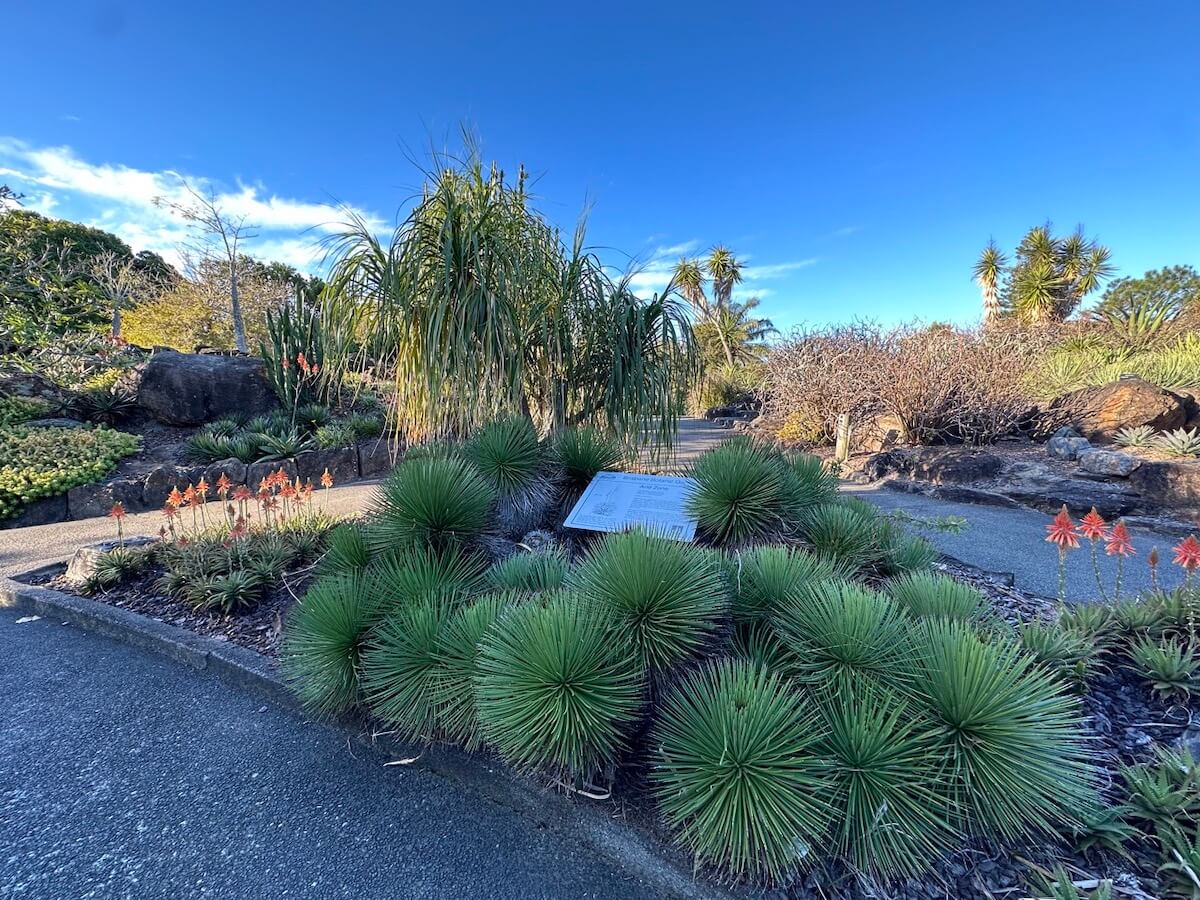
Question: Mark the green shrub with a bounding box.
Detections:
[772,579,913,695]
[781,452,839,510]
[465,416,542,495]
[295,402,332,430]
[1019,621,1096,685]
[549,425,623,496]
[77,386,136,425]
[360,594,456,741]
[1121,746,1199,838]
[475,595,642,779]
[185,431,234,463]
[435,591,521,749]
[1158,827,1200,900]
[282,573,383,717]
[1129,637,1198,700]
[0,424,141,521]
[650,659,829,880]
[799,502,879,572]
[686,438,790,546]
[570,529,727,674]
[486,548,569,593]
[730,544,849,625]
[0,395,49,426]
[315,422,356,449]
[817,688,955,876]
[1068,803,1140,860]
[367,545,488,604]
[367,455,496,551]
[187,570,264,613]
[910,620,1096,840]
[318,523,372,577]
[876,525,939,576]
[345,412,383,439]
[254,429,315,461]
[80,546,150,593]
[887,571,988,622]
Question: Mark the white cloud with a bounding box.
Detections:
[0,137,385,274]
[743,259,819,280]
[832,225,861,237]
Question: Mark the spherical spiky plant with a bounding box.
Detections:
[486,547,570,593]
[475,594,642,779]
[281,573,385,718]
[799,502,879,572]
[880,531,939,576]
[360,594,456,742]
[686,437,789,546]
[816,688,956,877]
[910,619,1097,840]
[435,591,523,749]
[888,571,988,622]
[367,545,488,607]
[317,522,372,577]
[772,579,914,695]
[549,425,624,496]
[367,455,496,551]
[651,659,830,880]
[781,452,839,513]
[730,544,851,625]
[571,529,727,674]
[465,416,542,495]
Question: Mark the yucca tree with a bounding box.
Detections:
[694,297,776,368]
[322,149,697,451]
[972,240,1007,327]
[706,245,743,311]
[976,223,1114,325]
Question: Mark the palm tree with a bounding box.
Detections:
[972,240,1007,326]
[698,297,775,367]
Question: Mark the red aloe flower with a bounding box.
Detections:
[196,478,209,500]
[108,502,126,520]
[183,484,197,504]
[1105,521,1135,558]
[1079,508,1108,542]
[297,352,311,376]
[320,468,333,489]
[233,485,252,502]
[216,473,232,497]
[280,481,297,499]
[1045,505,1080,550]
[1172,535,1200,572]
[166,486,184,508]
[161,504,180,520]
[258,477,270,493]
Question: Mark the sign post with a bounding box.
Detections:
[563,472,698,542]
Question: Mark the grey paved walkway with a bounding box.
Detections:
[0,607,658,899]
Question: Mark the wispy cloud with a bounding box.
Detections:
[616,239,816,302]
[59,114,82,123]
[832,225,861,237]
[0,137,384,271]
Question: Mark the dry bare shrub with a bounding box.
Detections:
[762,322,1045,447]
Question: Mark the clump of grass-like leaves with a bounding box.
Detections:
[730,544,849,625]
[650,659,829,880]
[367,545,488,605]
[367,455,496,551]
[317,522,372,577]
[800,502,879,572]
[486,547,569,593]
[910,619,1097,840]
[817,689,956,876]
[887,571,988,622]
[549,425,623,496]
[571,529,727,674]
[772,579,913,694]
[360,594,457,741]
[281,573,383,718]
[686,438,790,546]
[475,594,642,780]
[466,416,542,495]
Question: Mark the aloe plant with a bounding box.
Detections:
[1155,427,1200,458]
[1114,424,1156,448]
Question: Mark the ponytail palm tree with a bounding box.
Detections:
[322,151,697,450]
[972,240,1006,326]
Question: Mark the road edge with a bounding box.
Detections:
[0,575,734,900]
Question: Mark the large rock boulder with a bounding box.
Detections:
[1129,460,1200,510]
[1047,377,1187,443]
[136,350,277,426]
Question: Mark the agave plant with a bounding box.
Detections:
[1120,745,1199,836]
[1155,427,1200,458]
[887,571,988,622]
[1114,424,1156,448]
[281,573,384,717]
[686,438,790,546]
[650,659,829,880]
[570,529,727,674]
[254,429,315,462]
[185,431,235,464]
[910,619,1096,839]
[486,547,570,593]
[1128,637,1198,700]
[317,523,372,577]
[1018,621,1096,686]
[366,455,497,551]
[729,544,849,625]
[474,594,642,779]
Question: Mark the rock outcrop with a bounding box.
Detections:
[136,350,277,426]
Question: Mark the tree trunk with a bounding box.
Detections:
[229,267,247,353]
[111,304,122,340]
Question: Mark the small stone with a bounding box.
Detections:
[24,417,87,429]
[63,537,154,584]
[1077,448,1142,477]
[1048,434,1092,460]
[518,530,558,552]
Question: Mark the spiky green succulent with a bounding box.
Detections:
[729,544,849,625]
[486,547,570,593]
[887,571,988,622]
[686,437,790,546]
[367,455,496,551]
[465,416,542,495]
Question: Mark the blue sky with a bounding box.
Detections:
[3,1,1198,334]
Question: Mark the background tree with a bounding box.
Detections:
[972,240,1006,326]
[156,182,259,352]
[0,185,24,209]
[1088,265,1200,348]
[672,246,751,366]
[974,223,1114,324]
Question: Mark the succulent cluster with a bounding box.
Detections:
[185,405,384,465]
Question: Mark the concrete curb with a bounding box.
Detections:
[0,574,733,900]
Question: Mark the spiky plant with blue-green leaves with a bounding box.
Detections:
[782,452,839,511]
[817,688,957,877]
[771,579,914,695]
[281,573,385,718]
[474,594,642,779]
[465,416,543,495]
[876,526,939,576]
[360,593,457,742]
[367,544,488,606]
[317,523,372,577]
[686,437,790,546]
[887,571,989,623]
[650,659,830,880]
[730,544,850,625]
[570,529,727,674]
[799,501,879,572]
[435,591,523,749]
[367,455,496,551]
[549,425,624,497]
[910,619,1097,840]
[486,547,570,593]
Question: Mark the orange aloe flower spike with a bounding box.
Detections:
[1104,521,1135,557]
[1079,508,1108,542]
[1045,505,1080,550]
[1172,535,1200,572]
